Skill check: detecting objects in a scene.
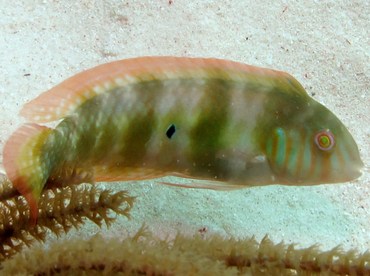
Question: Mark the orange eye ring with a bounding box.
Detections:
[315,130,335,151]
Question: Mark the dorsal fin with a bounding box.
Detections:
[20,56,290,123]
[285,75,309,97]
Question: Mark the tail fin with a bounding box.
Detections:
[3,124,53,224]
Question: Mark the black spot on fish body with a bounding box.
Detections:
[166,124,176,139]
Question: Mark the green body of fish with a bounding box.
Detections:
[3,57,364,220]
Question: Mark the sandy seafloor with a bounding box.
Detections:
[0,0,369,256]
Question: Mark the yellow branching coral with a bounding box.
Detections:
[1,226,369,275]
[0,178,135,261]
[0,174,18,202]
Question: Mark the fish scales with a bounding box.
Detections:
[2,56,364,222]
[47,77,270,183]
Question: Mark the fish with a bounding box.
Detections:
[3,56,364,222]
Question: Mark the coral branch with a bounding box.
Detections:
[0,182,135,261]
[0,174,18,202]
[1,227,369,275]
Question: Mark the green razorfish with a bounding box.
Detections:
[3,56,364,221]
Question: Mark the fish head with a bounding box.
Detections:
[261,91,364,185]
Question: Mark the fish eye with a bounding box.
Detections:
[314,129,335,151]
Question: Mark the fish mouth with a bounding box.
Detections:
[287,161,364,185]
[329,160,364,184]
[346,168,363,182]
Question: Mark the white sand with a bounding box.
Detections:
[0,1,369,252]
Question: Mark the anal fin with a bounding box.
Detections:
[159,172,246,191]
[91,165,247,191]
[93,165,167,182]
